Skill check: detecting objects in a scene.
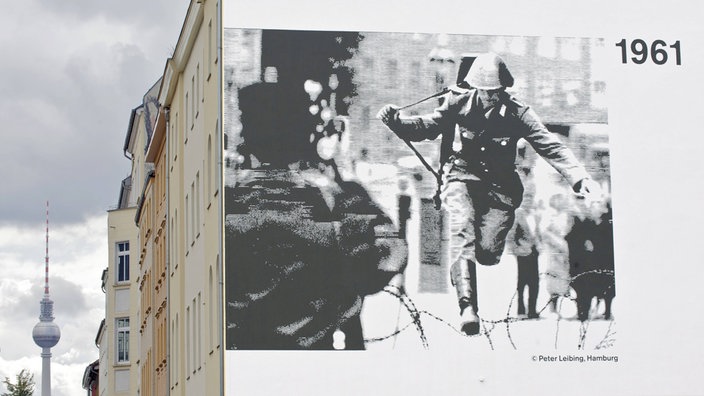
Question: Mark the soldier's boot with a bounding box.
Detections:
[451,259,480,335]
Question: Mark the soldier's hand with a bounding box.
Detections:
[576,178,603,201]
[376,104,399,126]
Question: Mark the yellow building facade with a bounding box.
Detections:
[105,1,224,391]
[104,206,139,396]
[140,0,223,395]
[102,88,154,395]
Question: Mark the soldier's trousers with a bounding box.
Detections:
[442,180,516,308]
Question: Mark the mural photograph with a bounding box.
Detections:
[222,29,614,351]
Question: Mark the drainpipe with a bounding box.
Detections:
[164,106,171,396]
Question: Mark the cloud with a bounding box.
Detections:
[0,214,107,395]
[35,0,187,35]
[13,277,90,320]
[0,0,188,225]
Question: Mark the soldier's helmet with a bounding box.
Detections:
[465,53,514,90]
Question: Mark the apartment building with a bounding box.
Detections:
[98,1,223,395]
[156,1,222,394]
[100,96,150,395]
[98,239,138,396]
[134,79,164,396]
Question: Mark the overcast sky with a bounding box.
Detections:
[0,1,188,395]
[0,0,188,226]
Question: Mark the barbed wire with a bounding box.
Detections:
[595,320,616,350]
[364,268,616,350]
[381,285,429,349]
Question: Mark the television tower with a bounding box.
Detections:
[32,201,61,396]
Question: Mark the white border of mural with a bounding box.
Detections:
[223,1,704,395]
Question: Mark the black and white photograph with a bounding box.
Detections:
[222,1,704,395]
[223,28,614,351]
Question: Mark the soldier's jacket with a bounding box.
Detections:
[391,88,590,207]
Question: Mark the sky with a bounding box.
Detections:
[0,1,188,395]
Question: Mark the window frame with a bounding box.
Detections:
[116,317,130,364]
[116,241,130,284]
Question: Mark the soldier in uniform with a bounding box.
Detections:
[378,53,601,335]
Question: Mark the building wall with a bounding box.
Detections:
[135,79,164,396]
[153,140,168,396]
[138,176,155,396]
[105,207,138,396]
[97,322,107,396]
[103,74,159,396]
[98,2,222,395]
[160,1,222,395]
[128,100,154,396]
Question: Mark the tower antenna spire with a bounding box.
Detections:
[45,200,50,296]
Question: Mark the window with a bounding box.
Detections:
[172,210,178,269]
[362,57,374,74]
[190,182,195,244]
[116,317,130,363]
[385,59,398,88]
[185,93,190,139]
[209,266,213,351]
[116,242,130,283]
[191,76,195,128]
[215,119,220,197]
[192,298,197,373]
[185,195,189,247]
[170,320,175,385]
[207,135,212,202]
[197,293,202,369]
[410,61,421,89]
[186,307,191,375]
[172,314,179,384]
[215,1,220,64]
[208,20,212,78]
[196,172,200,233]
[197,63,201,106]
[173,112,179,160]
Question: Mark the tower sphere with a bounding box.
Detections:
[32,321,61,348]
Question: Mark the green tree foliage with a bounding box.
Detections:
[2,369,35,396]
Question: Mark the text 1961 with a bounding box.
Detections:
[616,39,681,65]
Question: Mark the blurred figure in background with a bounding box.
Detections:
[510,170,540,319]
[538,192,573,317]
[397,177,412,240]
[566,197,615,321]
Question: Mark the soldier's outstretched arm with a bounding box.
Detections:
[377,97,454,141]
[520,107,592,189]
